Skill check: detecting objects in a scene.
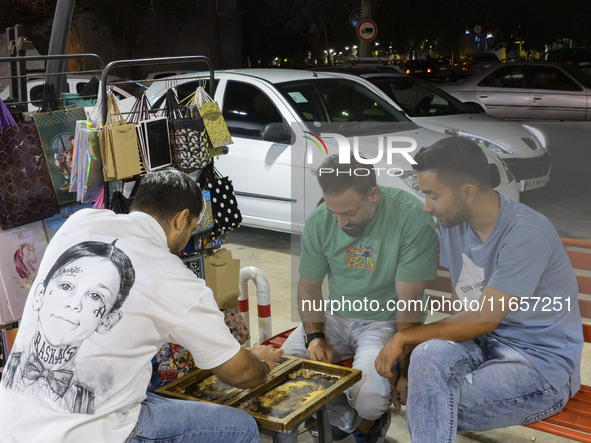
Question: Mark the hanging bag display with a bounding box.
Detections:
[194,85,233,153]
[165,88,212,172]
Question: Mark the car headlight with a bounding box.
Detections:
[499,157,515,182]
[521,124,547,150]
[399,171,425,197]
[444,129,513,155]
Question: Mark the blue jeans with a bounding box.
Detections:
[126,392,260,443]
[406,335,570,443]
[281,315,396,433]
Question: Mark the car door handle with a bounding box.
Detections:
[479,95,488,99]
[533,97,542,101]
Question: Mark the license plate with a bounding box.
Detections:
[518,176,550,191]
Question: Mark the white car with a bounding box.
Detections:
[119,69,518,234]
[0,75,131,112]
[318,68,551,192]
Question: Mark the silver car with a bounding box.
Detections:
[320,68,550,192]
[440,62,591,121]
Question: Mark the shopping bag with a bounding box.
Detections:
[165,88,212,171]
[69,120,102,203]
[194,86,233,151]
[0,123,60,229]
[203,248,240,310]
[0,97,18,132]
[0,220,48,324]
[155,343,197,385]
[198,164,242,237]
[101,94,141,180]
[195,190,214,234]
[32,106,87,204]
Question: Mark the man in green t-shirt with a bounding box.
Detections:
[282,154,437,442]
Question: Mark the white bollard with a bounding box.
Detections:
[238,266,272,346]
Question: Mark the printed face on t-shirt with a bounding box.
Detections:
[38,256,122,346]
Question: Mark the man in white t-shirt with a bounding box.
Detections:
[0,169,281,443]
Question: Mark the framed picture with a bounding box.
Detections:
[181,253,205,280]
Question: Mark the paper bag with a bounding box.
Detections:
[203,248,240,310]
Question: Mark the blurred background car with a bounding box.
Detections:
[441,62,591,121]
[119,69,518,233]
[317,67,550,192]
[451,52,500,79]
[0,74,131,112]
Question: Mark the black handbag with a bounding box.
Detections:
[197,164,242,237]
[165,89,212,172]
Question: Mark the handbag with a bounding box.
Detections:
[32,99,87,204]
[100,94,142,180]
[194,86,233,152]
[198,164,242,237]
[0,123,60,229]
[165,88,212,172]
[69,121,102,203]
[195,189,214,234]
[0,97,18,132]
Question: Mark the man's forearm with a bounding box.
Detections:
[297,277,325,324]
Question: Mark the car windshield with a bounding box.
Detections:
[274,78,416,135]
[366,76,478,117]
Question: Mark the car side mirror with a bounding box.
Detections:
[260,122,292,144]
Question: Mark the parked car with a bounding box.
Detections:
[119,69,518,233]
[316,67,550,192]
[441,62,591,121]
[0,75,131,112]
[451,52,500,79]
[400,59,438,81]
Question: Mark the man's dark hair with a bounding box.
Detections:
[412,136,492,190]
[131,169,204,224]
[316,154,377,197]
[44,240,135,311]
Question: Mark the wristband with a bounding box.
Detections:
[304,332,326,348]
[260,360,270,373]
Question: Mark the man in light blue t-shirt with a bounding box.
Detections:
[375,137,583,442]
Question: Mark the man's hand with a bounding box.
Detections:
[391,375,408,412]
[251,343,283,370]
[306,337,333,363]
[375,334,404,378]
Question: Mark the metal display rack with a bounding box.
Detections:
[0,53,106,107]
